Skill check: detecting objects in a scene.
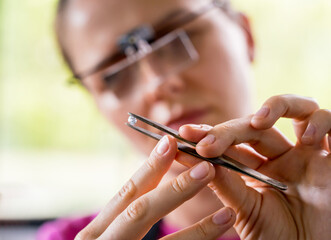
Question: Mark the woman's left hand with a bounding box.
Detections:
[177,94,331,240]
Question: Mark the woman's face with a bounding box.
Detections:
[62,0,254,155]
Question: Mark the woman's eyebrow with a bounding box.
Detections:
[160,9,187,22]
[154,9,189,29]
[78,9,191,79]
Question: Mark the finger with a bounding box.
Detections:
[79,135,177,239]
[178,124,265,169]
[179,124,213,143]
[301,109,331,149]
[209,166,262,231]
[251,94,319,137]
[176,151,266,228]
[176,143,266,171]
[177,147,276,236]
[251,94,319,128]
[224,144,267,169]
[99,161,215,240]
[162,207,236,240]
[196,116,292,161]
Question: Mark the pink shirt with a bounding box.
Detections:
[158,222,240,240]
[37,214,240,240]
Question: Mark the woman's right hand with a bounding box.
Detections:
[178,94,331,240]
[75,135,236,240]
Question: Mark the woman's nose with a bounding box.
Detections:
[142,72,187,103]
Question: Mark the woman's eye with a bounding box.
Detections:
[104,72,118,86]
[104,63,136,86]
[103,70,128,89]
[103,66,135,95]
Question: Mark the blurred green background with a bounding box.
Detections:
[0,0,330,219]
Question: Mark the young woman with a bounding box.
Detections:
[38,0,331,239]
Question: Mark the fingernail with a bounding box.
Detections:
[212,208,232,225]
[156,136,169,155]
[254,106,270,118]
[201,124,213,131]
[302,123,316,144]
[186,124,203,129]
[199,134,215,146]
[179,124,200,133]
[186,124,213,131]
[190,162,209,179]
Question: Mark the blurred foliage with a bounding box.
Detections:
[0,0,330,152]
[0,0,128,154]
[233,0,331,139]
[234,0,331,104]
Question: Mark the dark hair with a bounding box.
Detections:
[57,0,69,13]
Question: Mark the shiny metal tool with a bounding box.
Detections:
[126,112,288,191]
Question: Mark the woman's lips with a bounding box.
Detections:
[167,109,208,131]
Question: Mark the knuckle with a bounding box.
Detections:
[280,95,292,111]
[146,156,158,172]
[171,174,190,194]
[314,108,331,118]
[268,94,282,103]
[117,179,137,201]
[214,121,234,136]
[270,94,292,111]
[126,198,148,221]
[218,123,232,133]
[215,119,246,142]
[195,221,209,237]
[308,97,320,109]
[266,94,286,107]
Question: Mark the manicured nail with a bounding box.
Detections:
[190,162,209,179]
[212,208,232,225]
[185,124,213,131]
[156,136,169,155]
[254,106,270,118]
[201,124,213,131]
[302,123,316,144]
[186,124,203,129]
[199,134,215,146]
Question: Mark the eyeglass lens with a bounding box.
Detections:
[102,30,199,99]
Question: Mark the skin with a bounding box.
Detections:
[60,0,254,154]
[178,95,331,239]
[56,0,331,239]
[59,0,253,238]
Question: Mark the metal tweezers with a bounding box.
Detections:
[126,112,287,191]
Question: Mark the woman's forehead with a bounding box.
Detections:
[67,0,205,31]
[64,0,206,73]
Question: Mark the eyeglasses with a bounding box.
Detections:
[67,0,232,99]
[100,29,199,99]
